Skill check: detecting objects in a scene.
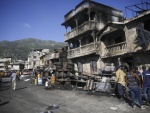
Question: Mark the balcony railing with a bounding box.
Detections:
[67,42,97,59]
[65,21,97,41]
[103,42,128,57]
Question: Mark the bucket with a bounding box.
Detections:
[38,77,42,85]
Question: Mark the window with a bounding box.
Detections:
[115,37,124,44]
[34,61,36,66]
[144,20,150,31]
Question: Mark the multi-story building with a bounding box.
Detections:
[62,0,150,76]
[0,57,12,71]
[27,49,49,69]
[62,0,123,75]
[8,60,25,71]
[98,2,150,68]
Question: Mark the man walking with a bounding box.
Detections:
[11,71,17,91]
[116,66,126,100]
[126,67,145,109]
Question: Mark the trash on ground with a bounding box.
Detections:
[109,106,119,110]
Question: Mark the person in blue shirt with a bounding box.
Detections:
[126,67,145,109]
[143,67,150,106]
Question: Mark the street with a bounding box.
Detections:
[0,78,150,113]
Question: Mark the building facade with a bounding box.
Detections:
[0,57,12,71]
[8,60,25,71]
[62,0,123,75]
[62,0,150,76]
[27,49,49,69]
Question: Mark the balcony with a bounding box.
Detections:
[49,53,59,60]
[67,42,97,59]
[65,21,97,41]
[102,42,128,58]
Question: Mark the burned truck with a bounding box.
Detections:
[47,46,75,86]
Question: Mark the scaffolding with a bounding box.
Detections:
[125,2,150,18]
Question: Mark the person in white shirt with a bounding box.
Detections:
[11,71,17,90]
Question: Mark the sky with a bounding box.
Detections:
[0,0,150,42]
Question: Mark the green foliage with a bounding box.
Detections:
[0,38,67,60]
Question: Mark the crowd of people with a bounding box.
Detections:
[116,65,150,109]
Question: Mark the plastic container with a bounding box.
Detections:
[38,77,42,85]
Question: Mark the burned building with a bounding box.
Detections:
[62,0,150,77]
[99,2,150,69]
[61,0,123,76]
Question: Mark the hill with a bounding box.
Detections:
[0,38,67,60]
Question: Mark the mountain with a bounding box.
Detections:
[0,38,67,60]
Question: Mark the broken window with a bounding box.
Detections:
[90,11,96,20]
[144,19,150,32]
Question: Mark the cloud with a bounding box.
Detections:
[22,23,31,28]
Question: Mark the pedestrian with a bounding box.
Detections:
[11,71,17,91]
[116,66,126,100]
[135,66,143,88]
[16,70,20,81]
[143,67,150,106]
[126,67,145,109]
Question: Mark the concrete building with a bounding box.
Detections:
[98,2,150,69]
[8,60,25,71]
[27,49,49,69]
[62,0,123,76]
[61,0,150,77]
[0,57,12,71]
